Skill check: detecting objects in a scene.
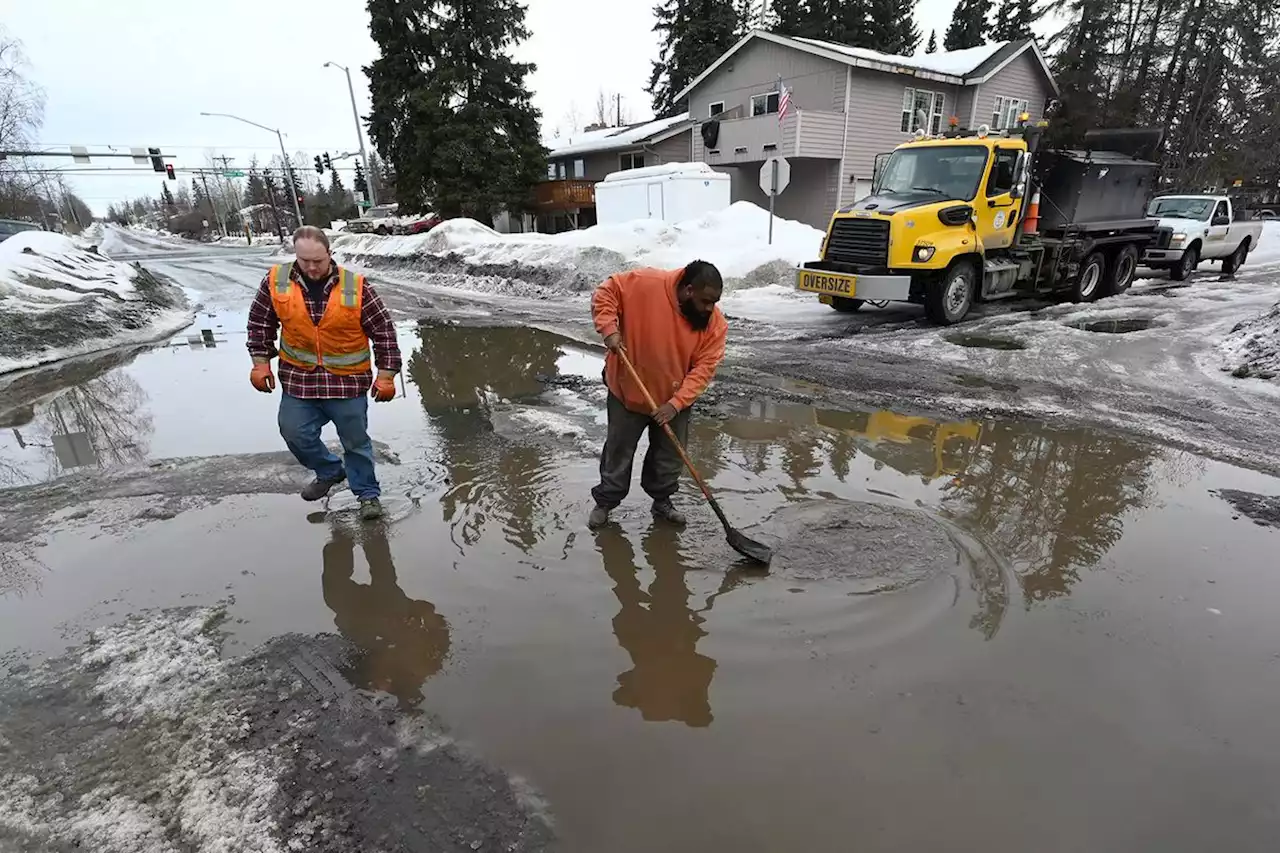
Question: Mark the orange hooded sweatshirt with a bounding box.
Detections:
[591,267,728,414]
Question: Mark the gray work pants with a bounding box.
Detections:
[591,393,691,510]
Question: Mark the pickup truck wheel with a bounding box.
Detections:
[830,296,864,313]
[1073,251,1106,302]
[925,261,976,325]
[1103,245,1138,296]
[1221,240,1249,276]
[1170,244,1199,281]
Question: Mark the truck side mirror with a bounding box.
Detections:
[1010,152,1028,199]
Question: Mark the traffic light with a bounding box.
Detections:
[164,163,176,180]
[313,155,323,174]
[148,147,164,172]
[296,193,305,209]
[323,152,332,170]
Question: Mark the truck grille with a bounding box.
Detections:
[824,218,890,266]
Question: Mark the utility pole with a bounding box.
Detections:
[199,112,304,227]
[211,155,240,232]
[616,93,622,127]
[323,61,377,208]
[199,171,228,236]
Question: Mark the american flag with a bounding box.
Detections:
[778,78,792,123]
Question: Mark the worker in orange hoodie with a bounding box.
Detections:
[588,261,728,529]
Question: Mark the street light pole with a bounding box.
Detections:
[199,111,304,228]
[323,61,377,208]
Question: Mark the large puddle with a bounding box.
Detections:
[4,314,1280,851]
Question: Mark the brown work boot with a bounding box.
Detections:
[301,472,346,501]
[651,499,686,526]
[588,505,611,529]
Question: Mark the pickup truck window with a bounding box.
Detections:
[1146,197,1212,220]
[1212,201,1230,225]
[876,145,989,202]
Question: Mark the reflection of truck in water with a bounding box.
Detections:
[796,121,1165,324]
[1141,194,1263,280]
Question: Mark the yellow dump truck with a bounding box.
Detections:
[796,122,1167,324]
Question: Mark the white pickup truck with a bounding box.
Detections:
[1141,195,1264,280]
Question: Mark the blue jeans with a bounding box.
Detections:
[278,394,380,499]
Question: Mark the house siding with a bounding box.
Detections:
[973,51,1053,126]
[796,110,844,158]
[689,39,846,122]
[650,130,693,164]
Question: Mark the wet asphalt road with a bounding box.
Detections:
[2,243,1280,851]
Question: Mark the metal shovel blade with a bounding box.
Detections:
[727,527,773,567]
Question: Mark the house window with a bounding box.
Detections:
[572,159,585,179]
[901,88,944,135]
[992,96,1030,130]
[751,91,780,116]
[547,163,556,180]
[620,152,646,171]
[708,101,725,117]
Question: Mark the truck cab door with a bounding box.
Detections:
[1207,199,1231,255]
[976,147,1023,251]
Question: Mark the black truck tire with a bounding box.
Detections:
[924,260,976,325]
[1221,239,1249,276]
[1072,251,1107,302]
[830,296,864,313]
[1170,244,1199,281]
[1102,245,1138,296]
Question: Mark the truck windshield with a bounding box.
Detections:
[1146,198,1212,220]
[875,145,989,201]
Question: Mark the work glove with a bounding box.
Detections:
[371,375,397,402]
[250,363,275,393]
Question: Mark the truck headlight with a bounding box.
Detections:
[1171,232,1186,244]
[914,245,936,262]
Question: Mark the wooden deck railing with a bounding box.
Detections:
[534,179,596,210]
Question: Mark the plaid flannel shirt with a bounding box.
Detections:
[246,263,401,399]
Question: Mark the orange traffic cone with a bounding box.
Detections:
[1022,189,1041,235]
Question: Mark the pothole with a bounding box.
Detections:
[1069,317,1154,334]
[754,500,959,588]
[944,333,1026,351]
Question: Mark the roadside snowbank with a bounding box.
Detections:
[331,202,824,294]
[0,231,190,374]
[1249,221,1280,266]
[1218,301,1280,380]
[98,226,190,257]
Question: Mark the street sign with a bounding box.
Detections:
[760,157,791,244]
[760,157,791,195]
[223,170,245,178]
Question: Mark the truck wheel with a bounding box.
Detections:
[1103,245,1138,296]
[925,261,976,325]
[1221,240,1249,276]
[1170,245,1199,281]
[830,297,864,313]
[1073,251,1106,302]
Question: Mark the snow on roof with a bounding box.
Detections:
[547,114,692,158]
[793,37,1008,77]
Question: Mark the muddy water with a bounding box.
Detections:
[3,319,1280,851]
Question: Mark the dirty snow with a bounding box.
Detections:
[333,201,824,288]
[0,231,192,374]
[1217,300,1280,380]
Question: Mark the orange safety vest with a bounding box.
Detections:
[268,263,372,375]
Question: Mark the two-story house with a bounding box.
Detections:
[532,115,694,232]
[677,31,1058,229]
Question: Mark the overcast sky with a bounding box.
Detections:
[5,0,960,214]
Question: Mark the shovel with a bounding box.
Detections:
[615,347,772,567]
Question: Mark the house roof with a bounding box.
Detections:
[673,31,1059,103]
[545,114,693,159]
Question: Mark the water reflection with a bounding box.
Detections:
[710,400,1158,605]
[1,371,153,485]
[321,525,451,708]
[595,527,747,728]
[408,323,577,553]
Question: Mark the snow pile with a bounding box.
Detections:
[1247,220,1280,266]
[332,201,824,295]
[1219,300,1280,380]
[0,231,190,374]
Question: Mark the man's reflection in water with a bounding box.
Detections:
[597,526,744,728]
[321,525,450,708]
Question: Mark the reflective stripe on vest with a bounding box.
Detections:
[271,263,293,295]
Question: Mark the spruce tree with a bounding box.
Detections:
[650,0,743,117]
[990,0,1034,42]
[945,0,988,50]
[868,0,921,54]
[926,29,938,52]
[766,0,812,37]
[365,0,546,221]
[160,182,176,211]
